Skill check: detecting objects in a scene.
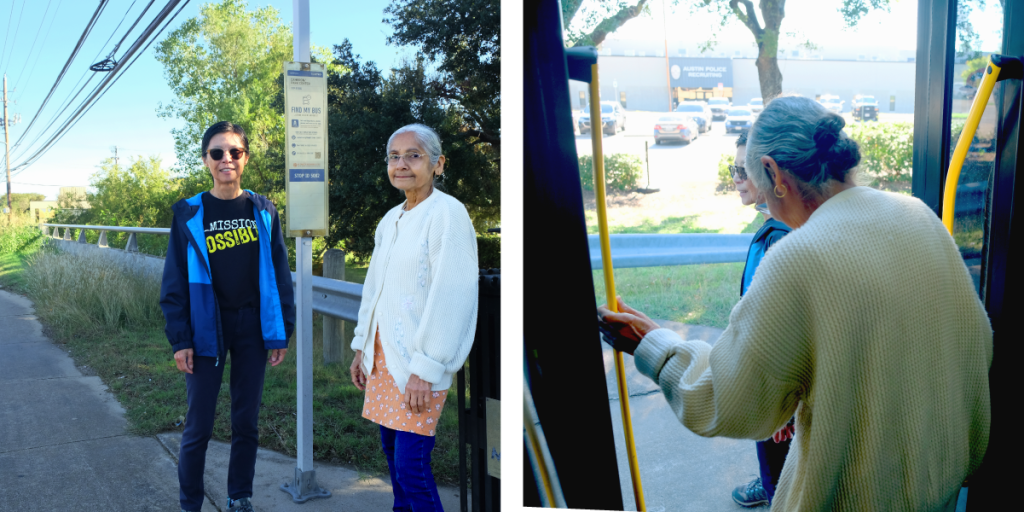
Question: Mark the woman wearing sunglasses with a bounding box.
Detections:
[160,121,295,512]
[729,130,795,508]
[349,123,479,511]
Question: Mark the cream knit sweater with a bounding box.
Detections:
[351,189,479,394]
[634,186,992,512]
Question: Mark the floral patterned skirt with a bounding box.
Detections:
[362,329,447,436]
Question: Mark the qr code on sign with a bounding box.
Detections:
[315,152,321,159]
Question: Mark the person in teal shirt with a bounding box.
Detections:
[730,130,794,507]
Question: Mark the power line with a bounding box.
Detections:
[11,0,64,99]
[10,0,57,94]
[6,0,191,178]
[0,1,19,73]
[4,0,111,162]
[0,0,29,75]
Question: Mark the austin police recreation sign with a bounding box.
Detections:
[284,61,329,237]
[668,57,733,89]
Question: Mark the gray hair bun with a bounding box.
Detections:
[814,114,860,182]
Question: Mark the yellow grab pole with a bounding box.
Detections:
[589,63,646,512]
[943,56,1003,235]
[524,387,558,507]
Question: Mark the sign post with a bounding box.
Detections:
[280,0,331,503]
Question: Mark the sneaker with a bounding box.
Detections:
[227,497,255,512]
[732,477,770,507]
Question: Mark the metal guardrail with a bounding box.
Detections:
[41,223,364,322]
[588,233,755,269]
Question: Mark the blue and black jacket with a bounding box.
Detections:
[159,190,295,365]
[741,217,792,296]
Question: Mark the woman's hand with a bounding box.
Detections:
[174,348,194,374]
[596,297,660,355]
[269,349,288,367]
[404,374,433,414]
[350,350,367,390]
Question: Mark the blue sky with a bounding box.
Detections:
[1,0,418,199]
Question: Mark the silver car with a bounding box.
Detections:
[579,101,627,135]
[653,114,700,145]
[748,97,764,114]
[674,102,713,133]
[707,97,731,120]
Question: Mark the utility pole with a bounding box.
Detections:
[663,0,672,112]
[4,74,12,222]
[113,146,119,170]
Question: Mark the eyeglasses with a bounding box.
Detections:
[205,148,247,160]
[386,152,425,166]
[729,164,747,180]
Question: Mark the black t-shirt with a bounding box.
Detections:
[201,191,260,310]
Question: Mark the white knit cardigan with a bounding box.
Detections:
[634,186,992,512]
[350,189,479,393]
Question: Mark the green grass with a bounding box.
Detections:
[0,246,465,485]
[590,212,764,329]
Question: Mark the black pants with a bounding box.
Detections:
[756,436,791,501]
[178,308,268,511]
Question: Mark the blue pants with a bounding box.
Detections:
[178,308,268,511]
[756,435,792,502]
[380,425,444,512]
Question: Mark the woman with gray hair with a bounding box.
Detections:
[599,96,991,511]
[349,123,479,511]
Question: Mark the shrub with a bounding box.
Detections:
[0,223,44,256]
[847,122,913,183]
[716,152,736,193]
[477,234,500,270]
[578,153,643,192]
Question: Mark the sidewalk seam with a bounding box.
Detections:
[0,433,130,455]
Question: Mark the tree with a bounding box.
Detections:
[324,42,499,259]
[154,0,292,201]
[563,1,651,48]
[7,193,44,214]
[85,155,179,229]
[383,0,500,149]
[565,0,999,103]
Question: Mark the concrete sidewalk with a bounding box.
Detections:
[0,288,462,512]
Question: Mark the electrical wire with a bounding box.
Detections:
[21,0,155,143]
[6,0,191,178]
[1,0,29,74]
[10,0,157,161]
[5,0,111,161]
[10,0,57,94]
[11,0,64,99]
[0,0,21,73]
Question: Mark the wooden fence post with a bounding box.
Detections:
[322,248,352,365]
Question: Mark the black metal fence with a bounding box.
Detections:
[457,269,500,512]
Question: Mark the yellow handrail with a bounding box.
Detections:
[942,55,1003,234]
[589,63,646,512]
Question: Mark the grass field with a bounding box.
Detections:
[588,211,765,329]
[0,239,465,485]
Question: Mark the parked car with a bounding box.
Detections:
[674,102,713,133]
[707,97,731,120]
[653,114,700,145]
[748,97,764,114]
[851,95,879,121]
[819,94,844,114]
[579,101,627,135]
[724,107,755,133]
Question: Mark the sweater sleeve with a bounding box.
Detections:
[159,212,193,354]
[350,214,388,353]
[633,242,811,440]
[407,201,479,385]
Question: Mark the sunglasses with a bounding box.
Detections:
[729,164,747,180]
[204,148,247,160]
